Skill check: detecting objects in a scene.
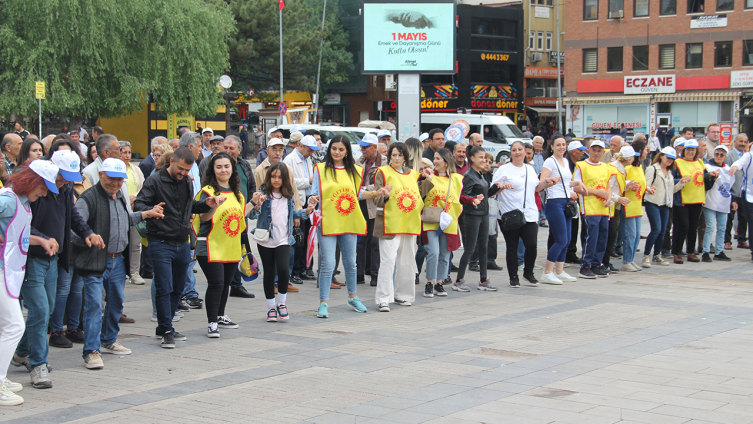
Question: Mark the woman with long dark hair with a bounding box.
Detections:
[251,162,315,322]
[16,138,44,168]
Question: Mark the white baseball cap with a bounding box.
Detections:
[714,145,729,154]
[684,139,699,149]
[101,158,128,179]
[419,133,429,142]
[290,124,305,134]
[660,146,677,159]
[591,140,606,149]
[29,160,60,194]
[289,131,304,144]
[673,139,685,148]
[567,140,587,152]
[51,150,82,182]
[377,129,391,138]
[267,137,284,147]
[301,135,321,151]
[202,127,213,134]
[359,133,379,147]
[267,127,281,138]
[619,146,639,158]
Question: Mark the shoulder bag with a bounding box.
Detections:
[421,175,454,223]
[498,166,528,232]
[553,158,579,219]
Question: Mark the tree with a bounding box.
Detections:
[228,0,353,98]
[0,0,235,120]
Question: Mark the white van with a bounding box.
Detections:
[420,113,532,164]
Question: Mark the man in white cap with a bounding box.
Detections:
[74,158,164,368]
[377,129,392,145]
[284,135,320,284]
[286,131,304,157]
[257,127,283,164]
[201,128,214,158]
[356,134,387,287]
[199,135,225,178]
[419,133,430,150]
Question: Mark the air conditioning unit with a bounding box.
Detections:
[531,52,543,62]
[548,87,560,98]
[609,9,624,19]
[527,87,546,98]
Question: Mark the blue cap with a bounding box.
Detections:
[359,134,379,147]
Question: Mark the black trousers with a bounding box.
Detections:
[726,197,748,243]
[258,245,290,300]
[470,233,498,265]
[501,221,538,279]
[457,214,488,282]
[293,217,311,276]
[567,216,587,258]
[356,214,379,277]
[672,204,702,254]
[603,212,622,266]
[696,209,706,252]
[196,258,236,323]
[140,244,152,276]
[663,208,674,253]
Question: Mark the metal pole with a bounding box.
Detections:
[280,8,284,120]
[314,0,327,124]
[38,98,42,137]
[556,0,563,134]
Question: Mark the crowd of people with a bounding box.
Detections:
[0,121,750,407]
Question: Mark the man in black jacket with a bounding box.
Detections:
[134,147,225,348]
[239,123,249,159]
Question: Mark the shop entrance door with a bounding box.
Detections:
[657,114,672,131]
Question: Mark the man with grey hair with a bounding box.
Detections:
[198,135,224,178]
[139,136,167,177]
[601,135,624,163]
[169,138,180,151]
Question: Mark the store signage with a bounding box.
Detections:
[525,98,557,106]
[690,14,727,29]
[549,51,564,64]
[731,70,753,89]
[624,75,676,94]
[591,122,642,130]
[525,67,564,78]
[480,53,510,62]
[720,123,733,147]
[534,6,550,18]
[471,99,519,110]
[323,93,341,105]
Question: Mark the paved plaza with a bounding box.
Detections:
[2,222,753,424]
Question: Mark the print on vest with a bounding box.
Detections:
[219,208,243,237]
[394,186,419,213]
[718,182,731,198]
[588,180,608,201]
[692,169,704,186]
[635,181,644,200]
[21,229,30,254]
[330,188,357,216]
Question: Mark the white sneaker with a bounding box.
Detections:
[0,383,23,406]
[131,274,146,285]
[3,379,22,392]
[641,256,652,268]
[533,264,544,270]
[378,303,390,312]
[540,272,563,285]
[621,263,639,272]
[556,271,577,282]
[151,312,158,322]
[101,342,131,355]
[84,352,104,369]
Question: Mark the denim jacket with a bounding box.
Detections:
[249,190,308,245]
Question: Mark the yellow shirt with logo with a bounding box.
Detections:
[378,166,423,235]
[422,173,463,235]
[576,161,611,217]
[676,158,706,205]
[192,186,246,262]
[624,164,646,218]
[316,163,367,236]
[608,164,623,218]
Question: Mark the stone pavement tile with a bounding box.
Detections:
[443,376,498,388]
[339,404,398,418]
[648,405,753,424]
[715,403,753,417]
[481,381,537,394]
[447,407,514,424]
[584,369,674,385]
[366,396,426,410]
[549,359,614,374]
[376,410,442,423]
[543,381,639,398]
[581,405,691,424]
[307,412,367,424]
[554,392,662,411]
[514,405,619,424]
[688,390,752,405]
[608,380,700,397]
[406,388,512,416]
[626,391,727,411]
[421,417,487,424]
[502,392,598,413]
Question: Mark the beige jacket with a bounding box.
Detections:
[643,163,683,208]
[253,159,301,209]
[356,154,387,220]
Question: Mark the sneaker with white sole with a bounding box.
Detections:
[277,304,289,320]
[207,322,220,337]
[641,256,652,268]
[0,383,23,406]
[434,283,448,296]
[348,296,368,313]
[30,364,52,388]
[579,268,597,279]
[317,303,329,318]
[131,274,146,285]
[394,299,411,306]
[423,282,434,298]
[378,303,390,312]
[266,308,278,322]
[452,280,471,292]
[3,379,22,392]
[540,272,563,285]
[84,352,104,369]
[217,315,239,329]
[621,263,638,272]
[556,271,577,282]
[101,342,131,355]
[478,279,498,291]
[652,255,670,266]
[631,262,643,271]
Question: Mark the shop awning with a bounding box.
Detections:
[526,105,561,116]
[654,92,741,102]
[563,96,651,105]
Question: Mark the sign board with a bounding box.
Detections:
[323,93,341,105]
[720,123,733,147]
[624,74,676,94]
[279,101,287,115]
[534,6,550,18]
[35,81,45,100]
[731,70,753,89]
[690,14,727,29]
[524,67,563,78]
[549,51,564,64]
[362,0,456,74]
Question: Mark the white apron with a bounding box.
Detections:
[0,188,31,299]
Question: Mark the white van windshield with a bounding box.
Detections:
[484,124,526,141]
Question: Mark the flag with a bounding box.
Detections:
[306,211,321,267]
[278,0,285,10]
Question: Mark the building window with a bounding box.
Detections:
[717,0,734,10]
[583,48,598,73]
[659,44,675,69]
[546,32,553,51]
[688,0,704,13]
[686,43,703,68]
[714,41,732,67]
[609,0,624,12]
[744,40,753,66]
[537,32,544,51]
[607,47,623,71]
[635,0,650,16]
[660,0,677,14]
[633,45,649,70]
[529,30,535,50]
[748,0,753,9]
[584,0,598,19]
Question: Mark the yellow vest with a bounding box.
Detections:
[379,166,423,235]
[316,163,367,236]
[192,186,246,262]
[576,161,611,216]
[624,164,646,218]
[676,159,706,205]
[422,173,463,235]
[609,164,623,218]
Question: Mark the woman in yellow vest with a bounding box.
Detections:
[671,139,712,263]
[371,142,423,312]
[193,153,248,338]
[312,135,378,318]
[619,141,656,272]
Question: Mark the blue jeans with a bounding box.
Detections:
[318,230,357,301]
[583,216,609,269]
[621,216,642,264]
[182,252,199,299]
[424,231,450,281]
[703,207,727,255]
[149,240,191,333]
[16,256,58,368]
[545,198,572,263]
[82,255,126,357]
[415,243,427,274]
[50,264,83,333]
[644,203,670,257]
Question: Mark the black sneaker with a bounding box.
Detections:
[702,252,712,262]
[442,277,452,285]
[468,263,480,272]
[49,331,72,348]
[173,331,187,341]
[579,267,597,279]
[415,273,420,285]
[450,264,459,272]
[607,263,620,273]
[523,273,539,286]
[64,328,85,344]
[434,283,447,296]
[185,297,203,309]
[229,286,255,298]
[290,275,303,285]
[207,322,220,338]
[357,275,365,284]
[370,275,378,287]
[301,270,316,281]
[713,252,731,261]
[217,315,239,329]
[161,331,175,349]
[423,282,434,298]
[177,301,189,311]
[593,265,609,278]
[509,276,520,288]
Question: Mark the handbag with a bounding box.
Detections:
[421,175,454,223]
[499,167,528,232]
[292,226,305,246]
[553,158,579,219]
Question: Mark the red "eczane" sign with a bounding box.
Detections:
[624,75,676,94]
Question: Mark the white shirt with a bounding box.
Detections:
[705,162,735,213]
[491,163,539,223]
[258,194,289,248]
[542,156,572,199]
[732,152,753,203]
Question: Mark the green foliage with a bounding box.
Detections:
[228,0,353,96]
[0,0,235,118]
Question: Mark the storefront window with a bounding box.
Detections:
[585,104,648,136]
[745,40,753,66]
[688,0,704,13]
[660,0,677,14]
[672,102,719,129]
[607,47,623,72]
[633,46,649,70]
[686,43,703,69]
[659,44,675,69]
[714,41,732,67]
[717,0,734,10]
[584,0,598,19]
[635,0,650,16]
[583,49,598,72]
